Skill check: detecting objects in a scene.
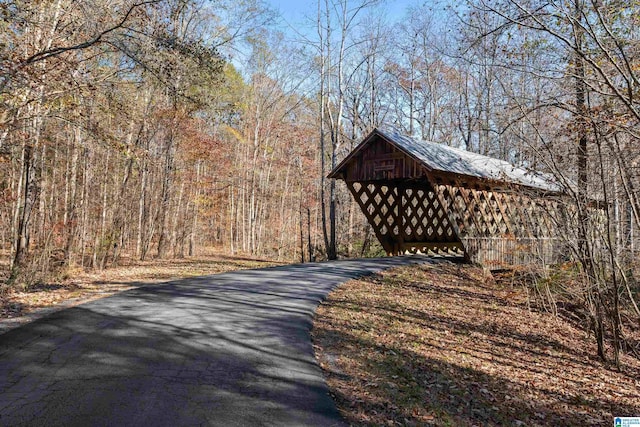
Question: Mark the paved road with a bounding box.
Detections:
[0,256,430,426]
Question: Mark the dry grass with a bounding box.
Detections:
[312,262,640,426]
[0,250,280,321]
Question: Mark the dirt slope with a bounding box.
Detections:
[313,262,640,426]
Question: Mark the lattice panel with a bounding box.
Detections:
[348,182,400,253]
[347,181,462,255]
[347,179,561,261]
[495,192,525,236]
[435,183,560,241]
[401,188,455,243]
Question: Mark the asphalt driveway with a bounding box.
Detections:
[0,256,430,426]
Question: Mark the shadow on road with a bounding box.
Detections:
[0,256,431,426]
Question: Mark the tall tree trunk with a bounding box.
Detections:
[157,126,175,259]
[307,207,314,262]
[575,0,589,258]
[189,162,201,256]
[319,0,331,260]
[11,143,38,280]
[138,158,149,260]
[63,128,80,266]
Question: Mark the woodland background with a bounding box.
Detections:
[1,0,639,364]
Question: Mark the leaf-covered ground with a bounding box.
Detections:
[312,261,640,426]
[0,250,279,323]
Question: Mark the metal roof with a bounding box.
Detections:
[332,128,563,193]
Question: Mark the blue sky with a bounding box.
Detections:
[265,0,422,31]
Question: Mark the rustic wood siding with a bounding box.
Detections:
[344,138,427,182]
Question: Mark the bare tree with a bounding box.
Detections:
[468,0,640,366]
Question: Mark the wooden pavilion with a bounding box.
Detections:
[328,128,566,266]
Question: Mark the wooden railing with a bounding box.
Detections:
[462,237,563,268]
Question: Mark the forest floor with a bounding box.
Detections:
[313,262,640,426]
[0,250,280,325]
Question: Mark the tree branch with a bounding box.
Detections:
[22,0,163,65]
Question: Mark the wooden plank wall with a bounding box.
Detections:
[344,139,426,182]
[463,237,562,267]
